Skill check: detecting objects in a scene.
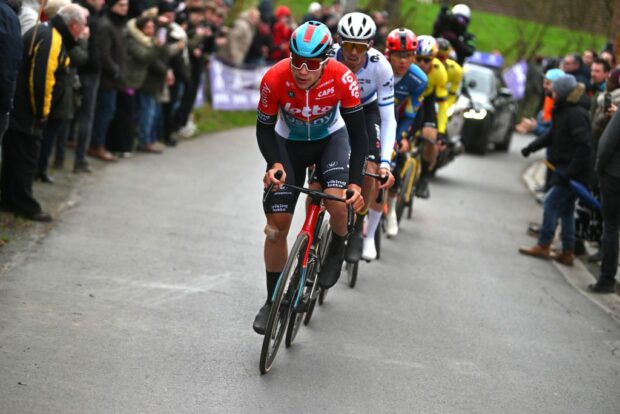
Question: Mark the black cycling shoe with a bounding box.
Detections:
[415,178,430,199]
[344,218,364,262]
[319,253,344,289]
[319,232,346,289]
[253,302,272,335]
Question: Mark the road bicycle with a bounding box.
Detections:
[260,172,354,374]
[395,138,424,223]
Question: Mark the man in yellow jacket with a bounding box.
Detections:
[1,3,86,222]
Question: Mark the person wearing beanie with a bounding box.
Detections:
[519,74,593,266]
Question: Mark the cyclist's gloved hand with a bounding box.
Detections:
[378,168,395,190]
[345,184,365,213]
[521,146,531,158]
[264,163,286,190]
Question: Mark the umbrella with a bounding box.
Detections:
[543,160,601,210]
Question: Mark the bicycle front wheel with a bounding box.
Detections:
[259,234,308,374]
[397,158,414,224]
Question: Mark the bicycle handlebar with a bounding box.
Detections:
[264,170,356,234]
[364,171,388,204]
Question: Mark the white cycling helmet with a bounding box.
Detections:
[337,12,376,41]
[452,4,471,19]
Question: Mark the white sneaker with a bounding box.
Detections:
[385,210,398,237]
[362,238,377,261]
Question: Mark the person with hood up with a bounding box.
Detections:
[519,75,593,266]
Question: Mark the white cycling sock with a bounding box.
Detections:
[365,208,382,240]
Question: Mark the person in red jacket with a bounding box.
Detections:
[268,5,295,62]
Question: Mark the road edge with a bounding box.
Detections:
[522,160,620,323]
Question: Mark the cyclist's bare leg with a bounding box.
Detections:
[324,188,348,236]
[416,126,437,199]
[361,162,378,213]
[264,213,293,272]
[422,126,438,166]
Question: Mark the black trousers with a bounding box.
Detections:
[107,91,135,153]
[1,128,43,215]
[599,173,620,285]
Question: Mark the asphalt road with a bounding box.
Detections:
[0,129,619,414]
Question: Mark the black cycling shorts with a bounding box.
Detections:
[263,128,350,214]
[363,101,382,164]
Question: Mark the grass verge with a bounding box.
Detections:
[193,103,256,135]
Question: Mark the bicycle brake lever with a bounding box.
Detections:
[263,170,284,203]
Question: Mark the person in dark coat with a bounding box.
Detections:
[88,0,128,162]
[1,4,87,222]
[0,0,22,145]
[72,0,105,173]
[519,75,593,266]
[589,109,620,293]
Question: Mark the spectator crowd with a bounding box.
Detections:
[516,47,620,294]
[0,0,358,224]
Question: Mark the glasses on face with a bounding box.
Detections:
[416,57,433,64]
[290,54,326,71]
[391,51,416,60]
[341,41,370,54]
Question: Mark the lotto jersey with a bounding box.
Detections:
[332,45,394,107]
[394,63,428,120]
[257,58,361,141]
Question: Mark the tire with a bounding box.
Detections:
[286,253,318,347]
[259,234,308,374]
[407,156,420,220]
[304,219,330,325]
[316,220,332,307]
[374,221,381,260]
[462,120,489,155]
[346,261,358,288]
[318,286,328,305]
[396,161,413,224]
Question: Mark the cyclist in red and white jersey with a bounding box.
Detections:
[254,21,369,334]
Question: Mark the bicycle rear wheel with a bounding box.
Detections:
[286,258,316,347]
[346,261,359,288]
[374,219,382,260]
[304,219,330,324]
[397,159,414,223]
[259,234,308,374]
[407,156,421,219]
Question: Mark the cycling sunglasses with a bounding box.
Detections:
[290,54,327,71]
[416,57,433,63]
[391,51,416,60]
[341,41,370,54]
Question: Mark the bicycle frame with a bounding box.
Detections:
[270,197,326,309]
